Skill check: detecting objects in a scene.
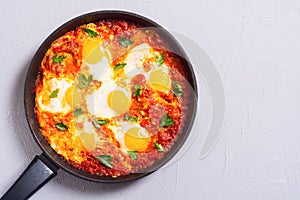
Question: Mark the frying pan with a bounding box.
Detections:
[1,10,198,200]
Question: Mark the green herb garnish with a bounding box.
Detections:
[76,74,93,88]
[54,122,69,132]
[154,142,164,152]
[155,53,165,66]
[96,155,113,168]
[128,151,138,160]
[124,114,138,122]
[49,89,59,98]
[83,28,98,38]
[118,37,133,48]
[52,54,66,64]
[133,84,142,97]
[114,63,127,70]
[172,81,183,96]
[159,114,174,127]
[93,119,108,129]
[74,108,84,117]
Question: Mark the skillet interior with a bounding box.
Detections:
[24,10,198,182]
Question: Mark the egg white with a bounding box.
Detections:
[37,78,74,114]
[124,43,151,77]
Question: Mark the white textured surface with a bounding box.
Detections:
[1,0,300,199]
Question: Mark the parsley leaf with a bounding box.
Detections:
[172,81,183,96]
[154,142,164,152]
[93,119,108,129]
[78,74,88,84]
[83,28,98,38]
[124,114,137,122]
[114,63,126,70]
[118,37,133,48]
[159,114,174,127]
[54,122,69,132]
[97,119,108,125]
[76,74,93,88]
[96,155,113,168]
[133,84,142,97]
[87,74,93,83]
[74,108,84,117]
[128,151,138,160]
[155,53,165,66]
[49,89,59,98]
[52,54,66,64]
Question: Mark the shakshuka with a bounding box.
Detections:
[35,19,191,177]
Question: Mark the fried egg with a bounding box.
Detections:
[86,77,131,118]
[84,43,112,81]
[82,37,104,64]
[37,77,74,114]
[109,122,150,153]
[124,43,171,92]
[76,118,97,150]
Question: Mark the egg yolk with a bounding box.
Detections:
[107,90,129,114]
[124,127,150,151]
[80,132,95,150]
[83,38,103,64]
[65,86,74,107]
[64,86,83,108]
[149,70,171,91]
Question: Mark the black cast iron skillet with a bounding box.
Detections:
[1,10,198,200]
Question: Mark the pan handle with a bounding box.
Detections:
[1,153,58,200]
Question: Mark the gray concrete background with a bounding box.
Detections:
[1,0,300,199]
